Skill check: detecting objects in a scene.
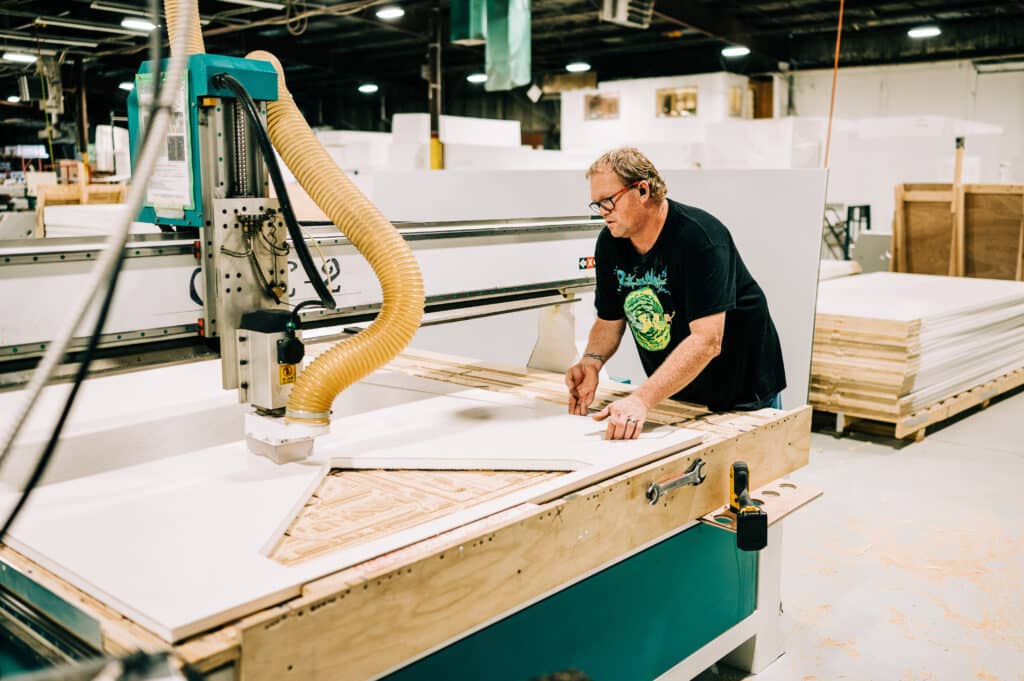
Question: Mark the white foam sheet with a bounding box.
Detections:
[816,273,1024,322]
[818,259,862,281]
[42,204,159,237]
[322,386,695,471]
[3,376,704,643]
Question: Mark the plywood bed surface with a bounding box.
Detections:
[2,371,704,643]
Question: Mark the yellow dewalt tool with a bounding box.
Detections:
[730,461,767,551]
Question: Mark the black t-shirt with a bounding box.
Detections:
[594,199,786,410]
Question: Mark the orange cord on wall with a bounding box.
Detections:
[823,0,845,168]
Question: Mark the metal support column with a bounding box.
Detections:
[427,0,444,170]
[75,59,90,183]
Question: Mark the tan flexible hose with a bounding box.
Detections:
[248,50,425,424]
[163,0,205,56]
[161,1,424,425]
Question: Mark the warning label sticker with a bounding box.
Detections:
[279,364,297,385]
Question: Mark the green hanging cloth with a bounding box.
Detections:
[485,0,531,91]
[450,0,486,45]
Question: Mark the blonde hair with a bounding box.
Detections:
[586,147,667,202]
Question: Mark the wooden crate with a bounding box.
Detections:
[814,366,1024,441]
[34,183,127,236]
[892,183,1024,281]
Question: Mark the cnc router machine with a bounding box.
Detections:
[0,11,821,680]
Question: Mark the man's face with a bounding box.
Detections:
[589,169,641,239]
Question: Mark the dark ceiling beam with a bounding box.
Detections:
[531,10,599,28]
[653,0,789,62]
[283,48,431,84]
[533,22,642,43]
[746,0,1020,33]
[777,7,1024,36]
[583,42,771,80]
[789,14,1024,67]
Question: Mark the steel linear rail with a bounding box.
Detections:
[0,216,602,379]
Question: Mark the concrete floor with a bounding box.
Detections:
[703,387,1024,681]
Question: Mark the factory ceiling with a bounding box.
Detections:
[1,0,1023,138]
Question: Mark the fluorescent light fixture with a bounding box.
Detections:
[91,1,149,16]
[1,44,56,57]
[121,17,156,32]
[375,6,405,19]
[908,25,941,39]
[220,0,286,9]
[721,45,751,57]
[119,81,135,91]
[7,95,21,103]
[466,73,487,84]
[566,61,591,73]
[2,52,37,64]
[91,2,210,25]
[0,30,98,48]
[34,16,150,35]
[358,83,379,94]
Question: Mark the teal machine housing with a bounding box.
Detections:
[385,523,757,681]
[126,54,278,228]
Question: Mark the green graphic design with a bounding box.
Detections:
[624,287,673,351]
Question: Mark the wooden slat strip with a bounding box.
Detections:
[902,190,955,203]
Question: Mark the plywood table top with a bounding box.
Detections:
[3,373,704,643]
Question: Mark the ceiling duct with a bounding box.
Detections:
[600,0,655,29]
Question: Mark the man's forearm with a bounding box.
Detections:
[634,335,718,407]
[582,318,626,367]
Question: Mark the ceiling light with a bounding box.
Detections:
[2,52,37,64]
[7,95,21,103]
[0,30,99,48]
[220,0,286,9]
[566,61,591,73]
[908,25,941,39]
[466,73,487,84]
[358,83,379,94]
[1,44,56,56]
[121,17,157,32]
[34,16,150,35]
[119,82,135,91]
[721,45,751,58]
[375,6,405,20]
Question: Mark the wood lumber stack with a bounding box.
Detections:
[811,272,1024,424]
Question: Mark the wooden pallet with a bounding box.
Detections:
[814,366,1024,441]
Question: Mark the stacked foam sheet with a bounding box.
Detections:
[811,272,1024,420]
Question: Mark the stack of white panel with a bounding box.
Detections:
[811,272,1024,419]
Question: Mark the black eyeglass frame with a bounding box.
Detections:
[588,181,643,215]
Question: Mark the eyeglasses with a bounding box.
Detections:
[589,181,641,215]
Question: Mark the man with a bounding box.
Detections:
[566,147,785,440]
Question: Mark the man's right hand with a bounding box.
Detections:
[565,358,601,416]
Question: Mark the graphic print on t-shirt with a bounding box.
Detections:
[615,266,675,352]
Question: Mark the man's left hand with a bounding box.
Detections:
[592,395,649,440]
